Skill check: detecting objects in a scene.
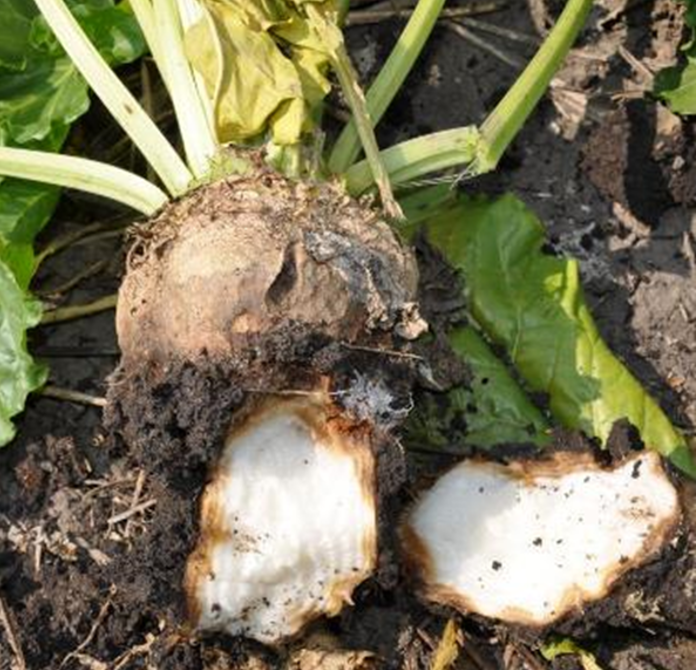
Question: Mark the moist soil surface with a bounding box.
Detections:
[2,1,696,668]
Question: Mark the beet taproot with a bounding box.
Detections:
[402,445,684,636]
[117,168,424,366]
[107,164,424,645]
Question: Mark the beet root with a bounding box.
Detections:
[106,165,423,647]
[117,168,424,367]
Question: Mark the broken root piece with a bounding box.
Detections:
[402,450,680,628]
[185,395,377,645]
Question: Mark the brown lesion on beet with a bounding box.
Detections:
[265,242,300,308]
[116,165,422,367]
[105,337,415,641]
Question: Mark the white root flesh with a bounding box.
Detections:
[403,450,680,626]
[185,397,377,644]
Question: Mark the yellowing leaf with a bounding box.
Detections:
[185,0,334,145]
[270,97,304,144]
[222,0,288,30]
[293,47,330,127]
[542,637,604,670]
[186,4,304,143]
[273,12,325,51]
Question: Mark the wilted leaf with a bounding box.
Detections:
[186,4,304,142]
[288,648,378,670]
[186,0,332,145]
[0,261,47,447]
[224,0,288,29]
[287,632,379,670]
[420,193,695,475]
[291,46,331,127]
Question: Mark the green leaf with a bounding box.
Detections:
[0,57,87,145]
[542,638,603,670]
[450,327,550,447]
[0,260,47,447]
[654,60,696,115]
[0,179,62,289]
[420,193,696,475]
[0,1,146,146]
[0,0,147,274]
[0,0,35,71]
[654,0,696,114]
[405,327,549,452]
[0,0,146,446]
[32,1,147,63]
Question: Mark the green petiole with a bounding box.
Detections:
[306,3,402,218]
[329,0,446,173]
[345,0,593,193]
[153,0,218,177]
[345,126,480,194]
[475,0,593,172]
[0,147,170,215]
[34,0,193,197]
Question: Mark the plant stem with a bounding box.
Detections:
[337,0,350,23]
[41,295,118,325]
[475,0,593,172]
[305,5,401,217]
[345,4,503,26]
[36,219,128,266]
[335,47,402,218]
[178,0,220,135]
[0,147,169,215]
[345,126,480,194]
[34,0,193,196]
[344,0,592,191]
[40,385,107,408]
[38,259,109,297]
[130,0,170,89]
[445,21,525,70]
[153,0,218,177]
[329,0,446,173]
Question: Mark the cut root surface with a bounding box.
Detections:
[185,396,377,645]
[403,450,680,627]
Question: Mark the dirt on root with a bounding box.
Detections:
[3,0,696,668]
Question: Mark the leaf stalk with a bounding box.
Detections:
[0,147,169,215]
[34,0,193,196]
[475,0,593,172]
[329,0,446,172]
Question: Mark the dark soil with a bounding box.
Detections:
[3,0,696,668]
